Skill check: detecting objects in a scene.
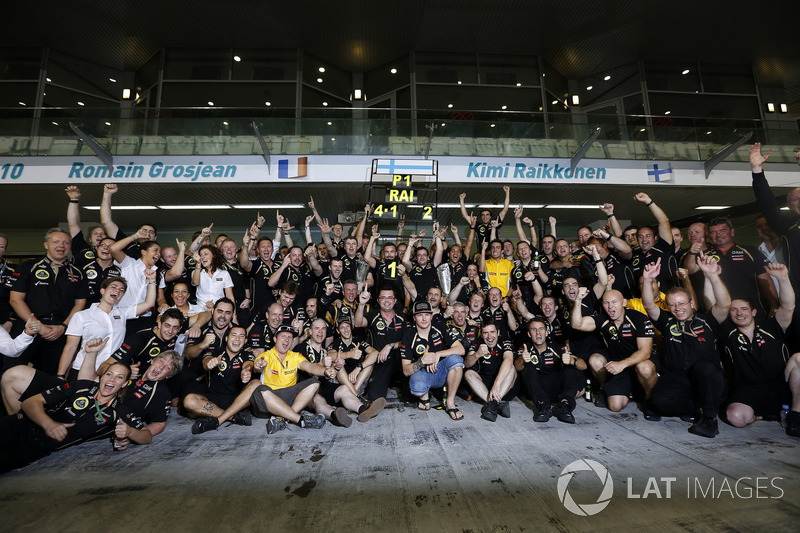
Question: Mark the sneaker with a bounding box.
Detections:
[300,413,326,429]
[357,397,386,423]
[481,400,498,422]
[554,401,575,424]
[191,417,219,435]
[533,401,552,423]
[592,392,608,409]
[332,407,353,428]
[642,404,662,422]
[497,401,511,419]
[266,416,289,434]
[229,411,252,427]
[688,416,719,438]
[786,410,800,438]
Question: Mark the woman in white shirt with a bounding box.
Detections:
[192,245,234,313]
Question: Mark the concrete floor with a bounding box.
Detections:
[1,390,798,533]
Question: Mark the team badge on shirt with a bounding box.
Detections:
[73,397,90,410]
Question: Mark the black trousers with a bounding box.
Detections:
[650,360,726,418]
[519,365,584,410]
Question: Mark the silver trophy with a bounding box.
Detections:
[437,263,453,295]
[355,258,370,283]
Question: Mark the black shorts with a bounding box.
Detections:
[474,369,519,401]
[728,381,792,418]
[20,370,62,402]
[182,380,237,410]
[250,378,319,418]
[603,367,636,398]
[317,379,340,406]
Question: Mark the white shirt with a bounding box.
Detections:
[195,268,233,307]
[0,328,34,358]
[66,303,139,370]
[115,256,165,312]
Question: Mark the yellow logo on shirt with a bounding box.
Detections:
[35,270,49,280]
[73,397,89,410]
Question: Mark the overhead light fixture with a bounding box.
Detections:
[682,69,690,75]
[109,78,116,83]
[331,137,336,141]
[447,103,453,108]
[318,67,325,73]
[158,205,232,210]
[706,131,712,135]
[207,101,214,106]
[571,95,580,106]
[694,206,731,210]
[390,68,397,74]
[545,204,603,210]
[233,204,305,209]
[104,121,112,126]
[664,110,671,115]
[640,128,646,132]
[51,121,58,126]
[441,123,446,127]
[353,89,363,100]
[586,85,593,91]
[766,102,775,113]
[77,101,85,106]
[603,75,611,81]
[46,77,52,82]
[83,205,157,211]
[490,124,496,128]
[233,55,241,62]
[551,100,558,105]
[516,83,521,87]
[327,121,332,125]
[501,105,508,110]
[316,78,323,83]
[222,121,229,126]
[18,101,25,106]
[457,80,462,85]
[265,101,271,106]
[322,101,328,106]
[780,103,788,113]
[122,88,132,99]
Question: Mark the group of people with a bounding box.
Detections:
[0,142,799,473]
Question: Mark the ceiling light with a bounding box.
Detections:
[122,88,131,99]
[586,85,593,91]
[490,124,496,128]
[158,205,232,210]
[694,206,731,210]
[780,103,788,113]
[441,123,446,127]
[322,102,328,106]
[318,67,325,73]
[51,121,58,125]
[681,69,690,75]
[447,103,453,108]
[640,128,646,132]
[330,137,335,141]
[327,121,332,125]
[545,204,603,210]
[551,100,558,105]
[223,121,229,126]
[571,95,580,106]
[265,101,271,106]
[18,102,25,106]
[457,81,462,85]
[316,78,323,83]
[77,101,84,106]
[603,75,611,81]
[353,89,363,100]
[766,102,775,113]
[109,78,116,83]
[390,68,397,74]
[105,121,112,126]
[46,77,51,82]
[501,105,507,110]
[82,205,157,210]
[233,55,241,62]
[706,131,712,135]
[207,101,214,106]
[516,83,521,87]
[664,110,671,115]
[233,204,305,209]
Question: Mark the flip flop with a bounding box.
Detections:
[418,398,431,411]
[446,407,464,421]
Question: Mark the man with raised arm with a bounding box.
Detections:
[459,186,510,249]
[642,254,730,437]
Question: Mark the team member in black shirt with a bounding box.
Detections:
[642,254,730,438]
[463,322,517,422]
[355,286,406,401]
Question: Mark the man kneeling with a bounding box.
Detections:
[464,321,518,422]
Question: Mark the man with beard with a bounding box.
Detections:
[364,226,404,307]
[629,192,676,293]
[402,232,444,302]
[185,326,254,432]
[355,286,406,402]
[183,298,235,390]
[82,238,123,305]
[269,245,322,306]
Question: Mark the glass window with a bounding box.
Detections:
[416,52,477,84]
[700,63,755,94]
[478,54,538,87]
[365,55,410,101]
[160,81,296,109]
[232,49,297,81]
[645,61,700,92]
[0,48,42,80]
[164,49,230,80]
[302,52,350,101]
